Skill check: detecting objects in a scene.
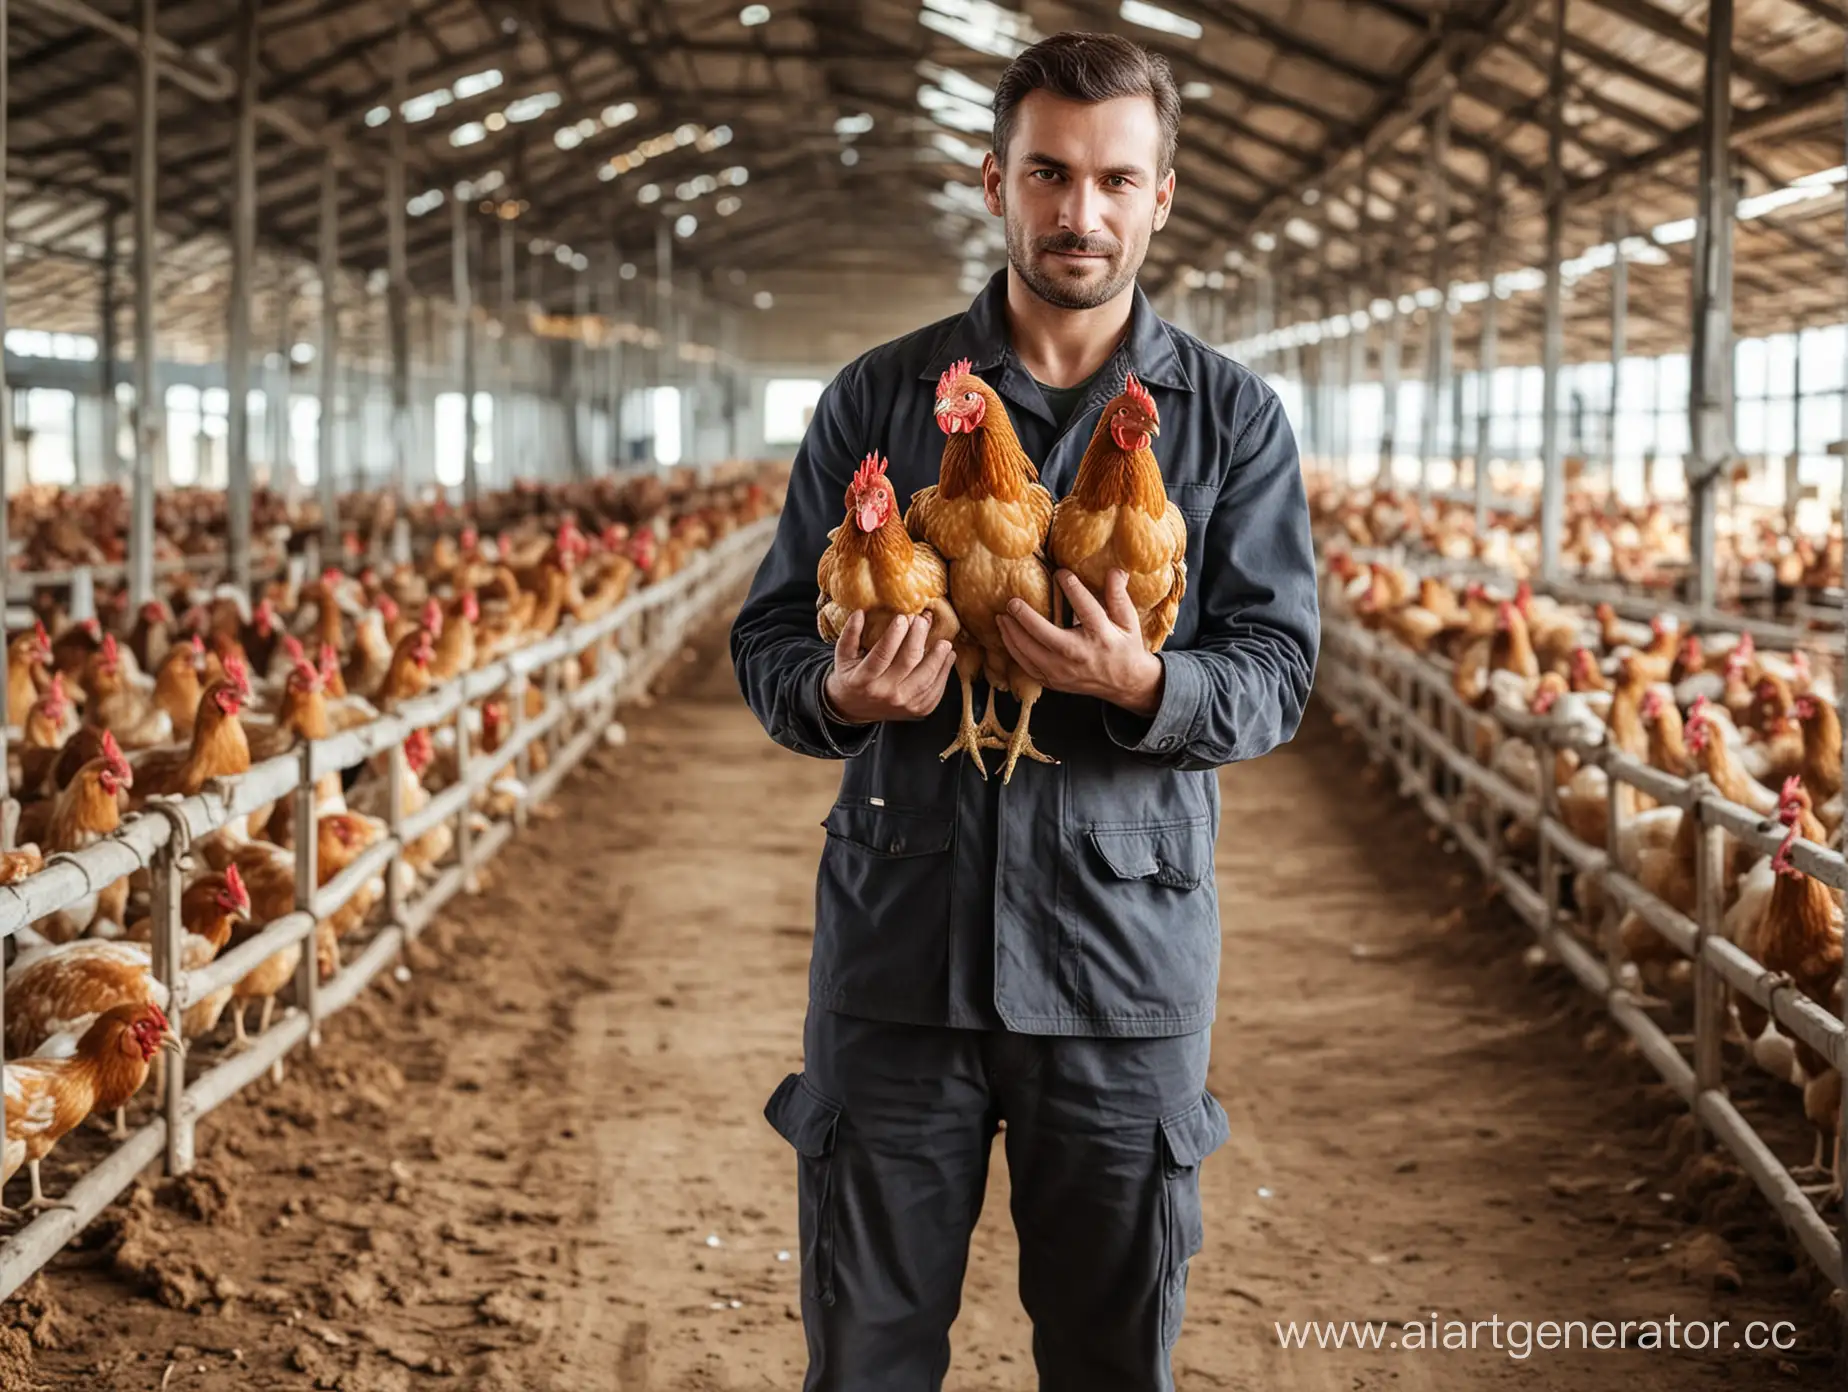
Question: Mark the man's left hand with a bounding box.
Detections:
[997,569,1164,717]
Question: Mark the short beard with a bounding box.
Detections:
[1003,208,1144,311]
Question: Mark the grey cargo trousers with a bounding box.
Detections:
[765,1007,1230,1391]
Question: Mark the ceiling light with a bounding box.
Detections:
[740,3,771,23]
[505,92,561,123]
[1119,0,1203,39]
[716,195,742,215]
[290,342,316,364]
[556,128,584,150]
[577,117,598,138]
[598,164,618,182]
[675,123,699,145]
[841,147,859,166]
[834,112,875,137]
[484,111,507,132]
[572,253,589,272]
[451,122,486,147]
[402,88,453,123]
[603,102,638,127]
[620,262,638,280]
[638,183,661,204]
[675,215,698,237]
[753,290,774,309]
[364,106,391,128]
[1180,81,1212,100]
[453,69,504,100]
[555,244,574,263]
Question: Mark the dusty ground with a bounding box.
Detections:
[3,611,1842,1390]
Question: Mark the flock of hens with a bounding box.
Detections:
[815,363,1188,782]
[1315,483,1845,1213]
[0,463,784,1217]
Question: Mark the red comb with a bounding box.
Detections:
[101,632,119,663]
[1122,371,1157,419]
[851,452,889,493]
[223,862,249,911]
[936,357,973,398]
[224,654,251,695]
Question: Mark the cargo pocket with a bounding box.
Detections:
[1157,1092,1230,1348]
[764,1072,843,1306]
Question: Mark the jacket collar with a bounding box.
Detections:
[917,269,1195,401]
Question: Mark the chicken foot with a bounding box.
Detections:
[938,652,989,777]
[4,1161,77,1217]
[996,687,1056,784]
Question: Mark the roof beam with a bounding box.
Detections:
[1576,0,1785,94]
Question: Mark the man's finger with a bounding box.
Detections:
[1007,599,1086,662]
[894,608,934,674]
[858,613,910,680]
[1103,569,1140,630]
[1057,571,1111,632]
[833,609,865,668]
[998,613,1054,682]
[900,640,956,708]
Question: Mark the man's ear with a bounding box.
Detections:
[1152,168,1176,232]
[982,151,1004,218]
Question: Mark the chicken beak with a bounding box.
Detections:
[158,1030,184,1059]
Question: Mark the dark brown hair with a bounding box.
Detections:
[991,31,1181,176]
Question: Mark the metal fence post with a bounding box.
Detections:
[293,741,321,1047]
[454,696,475,893]
[1692,793,1728,1147]
[384,735,406,935]
[150,829,192,1175]
[508,672,530,830]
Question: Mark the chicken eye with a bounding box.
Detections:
[963,391,977,402]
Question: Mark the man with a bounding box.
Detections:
[730,29,1319,1391]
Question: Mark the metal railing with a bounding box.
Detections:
[0,516,774,1303]
[1318,610,1847,1302]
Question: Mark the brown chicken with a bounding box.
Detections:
[815,450,959,706]
[7,621,52,725]
[4,1002,175,1211]
[16,733,133,942]
[83,634,174,749]
[904,359,1056,781]
[1048,371,1187,654]
[129,658,253,804]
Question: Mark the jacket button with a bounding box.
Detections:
[889,838,905,853]
[1158,736,1177,751]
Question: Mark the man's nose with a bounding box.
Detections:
[1058,181,1104,237]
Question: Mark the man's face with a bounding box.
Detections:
[983,90,1175,311]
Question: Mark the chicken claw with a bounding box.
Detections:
[938,670,989,778]
[996,696,1056,784]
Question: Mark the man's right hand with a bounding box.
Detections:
[824,611,956,725]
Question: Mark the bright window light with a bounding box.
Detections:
[753,290,774,309]
[834,112,875,137]
[764,378,824,444]
[1181,81,1212,100]
[364,105,391,127]
[1119,0,1203,38]
[931,131,986,168]
[652,387,682,465]
[740,3,771,23]
[675,214,698,238]
[451,121,487,147]
[1651,218,1696,245]
[919,0,1037,60]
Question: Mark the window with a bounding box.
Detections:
[16,388,77,485]
[652,386,682,465]
[293,396,322,486]
[763,377,825,445]
[433,391,495,486]
[166,383,202,486]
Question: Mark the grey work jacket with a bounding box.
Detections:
[730,271,1320,1038]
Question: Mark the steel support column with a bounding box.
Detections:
[451,195,476,504]
[498,218,514,486]
[1537,0,1568,586]
[386,6,410,498]
[1604,211,1628,510]
[128,0,158,609]
[1836,38,1848,1349]
[99,210,119,484]
[1687,0,1735,614]
[317,154,339,555]
[225,0,257,593]
[1422,100,1452,501]
[1786,326,1802,533]
[572,270,589,477]
[1379,218,1404,487]
[0,0,9,766]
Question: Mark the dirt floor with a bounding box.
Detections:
[3,609,1843,1391]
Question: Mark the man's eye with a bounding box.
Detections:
[1105,176,1129,188]
[1031,169,1058,181]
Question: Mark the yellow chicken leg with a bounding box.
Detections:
[997,685,1056,783]
[975,686,1012,750]
[938,649,989,777]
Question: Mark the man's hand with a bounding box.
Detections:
[824,610,956,725]
[997,569,1164,717]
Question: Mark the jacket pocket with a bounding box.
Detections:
[764,1072,843,1306]
[1158,1092,1230,1346]
[1064,817,1220,1026]
[814,800,957,1012]
[1169,480,1217,524]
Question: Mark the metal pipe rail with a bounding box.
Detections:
[1319,613,1847,1293]
[0,517,772,1303]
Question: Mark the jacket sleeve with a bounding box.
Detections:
[729,364,880,761]
[1102,388,1319,771]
